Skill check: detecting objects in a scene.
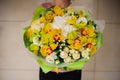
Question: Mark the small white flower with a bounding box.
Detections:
[55,60,60,64]
[72,53,80,60]
[46,55,54,64]
[33,36,41,46]
[81,49,89,59]
[64,57,72,63]
[60,51,68,59]
[77,17,87,23]
[31,20,44,31]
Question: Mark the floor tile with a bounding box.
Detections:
[82,57,95,71]
[95,72,120,80]
[95,24,120,71]
[82,71,94,80]
[0,70,39,80]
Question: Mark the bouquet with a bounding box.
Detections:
[22,6,104,73]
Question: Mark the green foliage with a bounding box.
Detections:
[32,7,46,21]
[29,44,39,51]
[97,32,103,48]
[22,27,31,48]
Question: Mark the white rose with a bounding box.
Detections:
[50,52,57,59]
[70,49,75,54]
[60,51,68,59]
[81,50,89,59]
[45,55,54,64]
[64,47,69,53]
[64,57,72,63]
[79,47,85,52]
[72,53,80,60]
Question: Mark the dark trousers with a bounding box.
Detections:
[39,68,82,80]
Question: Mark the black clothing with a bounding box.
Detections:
[39,68,82,80]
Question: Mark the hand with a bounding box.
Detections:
[52,0,71,8]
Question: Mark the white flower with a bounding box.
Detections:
[50,52,57,59]
[72,53,80,60]
[31,20,44,31]
[64,47,69,53]
[45,55,55,64]
[64,57,72,63]
[60,51,68,59]
[81,49,89,59]
[33,36,41,46]
[77,17,87,23]
[70,49,75,54]
[62,24,75,37]
[45,52,58,64]
[51,16,75,37]
[51,16,66,29]
[55,60,60,64]
[79,47,85,52]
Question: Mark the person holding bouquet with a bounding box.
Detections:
[22,0,104,80]
[40,1,82,80]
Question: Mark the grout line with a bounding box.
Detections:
[0,68,38,71]
[0,68,119,72]
[105,22,120,24]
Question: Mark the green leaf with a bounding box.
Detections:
[37,59,55,73]
[22,27,31,48]
[29,44,39,51]
[67,59,89,70]
[97,32,103,48]
[32,7,46,21]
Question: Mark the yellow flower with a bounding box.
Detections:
[42,23,53,34]
[53,29,64,41]
[67,39,74,44]
[71,16,77,21]
[40,45,52,56]
[79,10,84,17]
[89,45,97,57]
[45,11,55,22]
[67,38,82,50]
[39,16,46,23]
[87,38,97,45]
[53,6,64,16]
[67,7,75,13]
[66,19,76,25]
[80,36,88,46]
[50,43,58,50]
[81,27,96,37]
[33,50,38,56]
[26,28,33,38]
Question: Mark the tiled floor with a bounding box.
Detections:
[0,0,120,80]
